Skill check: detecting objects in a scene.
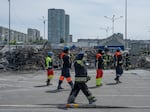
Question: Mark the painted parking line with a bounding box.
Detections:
[94,95,150,97]
[0,87,35,93]
[0,104,150,109]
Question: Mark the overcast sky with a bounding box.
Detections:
[0,0,150,41]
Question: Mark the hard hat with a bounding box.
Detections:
[117,47,121,51]
[63,46,69,51]
[47,52,53,57]
[98,49,102,53]
[77,52,84,59]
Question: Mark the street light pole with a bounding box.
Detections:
[125,0,128,49]
[8,0,11,52]
[42,16,46,40]
[100,27,110,37]
[104,14,123,35]
[112,15,115,34]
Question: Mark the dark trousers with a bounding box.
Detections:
[58,68,73,86]
[116,65,123,76]
[68,82,91,100]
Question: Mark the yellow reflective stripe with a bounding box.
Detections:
[48,75,54,80]
[96,78,102,85]
[74,104,79,108]
[75,77,87,82]
[66,104,79,108]
[76,60,84,66]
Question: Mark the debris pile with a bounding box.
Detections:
[0,45,149,71]
[138,56,150,69]
[0,47,46,71]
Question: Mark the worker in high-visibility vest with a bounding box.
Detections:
[114,47,123,83]
[67,52,97,104]
[103,48,110,69]
[95,49,104,86]
[57,46,73,90]
[45,52,54,86]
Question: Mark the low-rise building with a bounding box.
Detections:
[27,28,40,42]
[0,26,27,43]
[0,26,41,44]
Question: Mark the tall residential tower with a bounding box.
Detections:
[48,9,70,44]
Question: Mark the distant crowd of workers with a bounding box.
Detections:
[45,46,131,104]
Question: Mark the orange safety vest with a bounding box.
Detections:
[96,53,102,60]
[115,51,121,57]
[60,52,66,59]
[60,52,66,68]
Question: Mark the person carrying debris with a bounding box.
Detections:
[95,49,104,86]
[57,46,73,90]
[67,52,97,104]
[114,47,123,83]
[45,52,54,86]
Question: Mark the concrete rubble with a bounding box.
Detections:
[0,47,45,71]
[0,45,150,71]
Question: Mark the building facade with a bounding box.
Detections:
[65,14,70,43]
[0,26,41,44]
[0,26,27,43]
[48,9,70,44]
[27,28,40,42]
[68,35,72,43]
[130,40,150,54]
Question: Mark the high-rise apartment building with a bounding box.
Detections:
[65,15,70,43]
[48,9,70,44]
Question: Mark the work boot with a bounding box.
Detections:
[89,96,97,104]
[115,79,122,84]
[115,76,122,84]
[57,85,64,90]
[96,83,103,87]
[118,80,122,83]
[46,79,50,86]
[114,76,119,83]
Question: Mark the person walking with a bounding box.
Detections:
[114,48,123,83]
[95,49,104,86]
[57,46,73,90]
[45,52,54,86]
[67,52,97,104]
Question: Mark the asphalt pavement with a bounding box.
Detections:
[0,69,150,112]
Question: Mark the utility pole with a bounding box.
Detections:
[100,27,110,38]
[42,16,46,40]
[104,15,123,35]
[8,0,11,52]
[125,0,128,49]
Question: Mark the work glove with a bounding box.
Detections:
[86,76,91,82]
